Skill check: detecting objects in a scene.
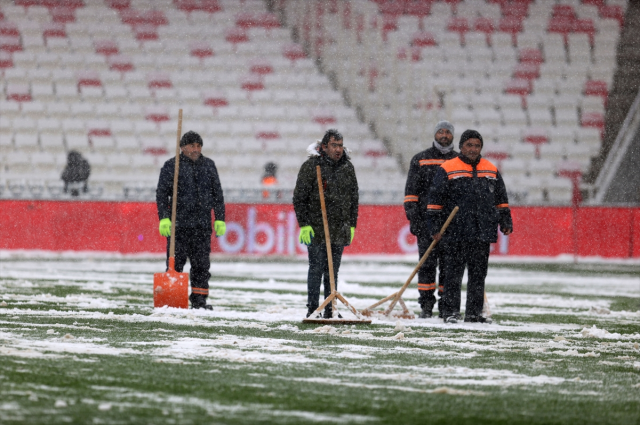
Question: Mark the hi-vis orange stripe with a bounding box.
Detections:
[496,203,509,208]
[418,283,436,291]
[427,204,443,210]
[441,157,498,180]
[419,159,445,166]
[404,195,419,203]
[192,288,209,295]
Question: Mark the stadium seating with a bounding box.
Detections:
[0,0,401,201]
[284,0,627,204]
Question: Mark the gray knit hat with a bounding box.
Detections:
[434,120,454,137]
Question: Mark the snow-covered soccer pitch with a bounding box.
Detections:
[0,254,639,424]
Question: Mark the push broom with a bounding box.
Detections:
[153,109,189,309]
[302,166,371,325]
[361,206,459,319]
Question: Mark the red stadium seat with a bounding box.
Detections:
[523,128,549,158]
[411,31,437,47]
[283,43,306,61]
[379,1,404,16]
[203,91,228,108]
[599,5,624,27]
[519,48,543,64]
[189,41,213,58]
[249,58,273,75]
[513,62,539,80]
[548,17,576,42]
[43,22,67,39]
[552,5,575,19]
[584,80,608,98]
[95,40,119,56]
[87,122,112,137]
[107,55,134,72]
[77,70,101,87]
[447,17,469,34]
[0,22,20,37]
[41,0,84,8]
[145,106,170,123]
[505,78,531,96]
[147,72,172,89]
[226,27,249,44]
[397,46,421,62]
[313,114,337,126]
[0,36,22,53]
[474,17,495,34]
[502,3,528,18]
[106,0,131,10]
[0,51,13,69]
[241,75,264,91]
[6,83,31,102]
[575,19,596,44]
[256,130,280,140]
[50,7,76,23]
[405,1,431,17]
[134,25,158,41]
[581,111,604,129]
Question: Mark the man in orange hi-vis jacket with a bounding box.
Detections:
[427,130,513,324]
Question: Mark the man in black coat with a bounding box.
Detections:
[156,131,226,310]
[404,120,458,318]
[293,129,359,318]
[427,130,513,324]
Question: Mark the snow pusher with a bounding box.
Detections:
[360,206,459,319]
[154,109,189,309]
[302,166,372,325]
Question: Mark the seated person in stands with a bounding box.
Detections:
[61,150,91,197]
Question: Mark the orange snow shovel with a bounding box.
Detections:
[153,109,189,309]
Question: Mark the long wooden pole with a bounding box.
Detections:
[316,165,337,315]
[383,206,459,316]
[168,109,183,267]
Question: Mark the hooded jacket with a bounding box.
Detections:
[293,142,359,246]
[156,153,225,231]
[426,154,512,243]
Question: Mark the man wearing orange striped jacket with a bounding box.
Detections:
[427,130,513,324]
[404,120,458,318]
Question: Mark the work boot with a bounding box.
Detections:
[192,303,213,310]
[418,307,432,319]
[464,315,492,324]
[306,307,319,318]
[444,315,458,324]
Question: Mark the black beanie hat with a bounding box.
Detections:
[459,129,483,149]
[180,131,203,147]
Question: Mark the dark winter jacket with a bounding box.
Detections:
[427,154,512,243]
[293,149,359,246]
[156,153,225,231]
[404,144,458,237]
[61,151,91,184]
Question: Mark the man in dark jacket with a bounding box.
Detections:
[293,129,359,318]
[156,131,226,310]
[61,150,91,196]
[404,120,458,318]
[427,130,513,324]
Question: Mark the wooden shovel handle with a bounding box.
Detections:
[168,109,183,262]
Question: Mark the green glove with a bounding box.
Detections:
[350,227,355,244]
[159,218,171,237]
[299,225,314,245]
[214,220,226,237]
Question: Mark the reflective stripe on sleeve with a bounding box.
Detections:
[417,283,436,291]
[427,204,443,210]
[496,203,509,208]
[404,195,419,203]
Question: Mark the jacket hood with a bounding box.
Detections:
[306,140,351,160]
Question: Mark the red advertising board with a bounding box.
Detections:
[0,200,638,258]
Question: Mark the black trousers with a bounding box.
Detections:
[416,234,443,312]
[439,240,490,318]
[166,226,212,306]
[306,242,344,312]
